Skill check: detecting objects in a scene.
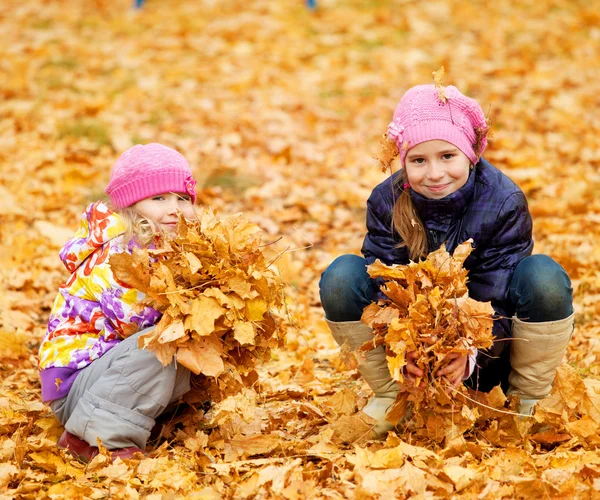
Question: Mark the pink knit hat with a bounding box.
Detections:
[387,84,488,166]
[105,143,197,209]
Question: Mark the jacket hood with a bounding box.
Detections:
[59,202,127,273]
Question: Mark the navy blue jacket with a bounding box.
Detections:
[361,158,533,369]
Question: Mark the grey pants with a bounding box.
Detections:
[50,328,191,450]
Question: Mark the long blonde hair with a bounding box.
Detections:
[392,169,427,261]
[377,136,427,261]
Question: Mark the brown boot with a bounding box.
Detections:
[326,319,400,437]
[507,313,575,415]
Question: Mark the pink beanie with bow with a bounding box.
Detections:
[105,143,197,209]
[387,84,488,166]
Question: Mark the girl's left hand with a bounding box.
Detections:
[435,353,468,388]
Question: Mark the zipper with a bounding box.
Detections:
[429,230,440,250]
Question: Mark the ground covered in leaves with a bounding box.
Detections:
[1,0,600,498]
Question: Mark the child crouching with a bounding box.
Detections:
[39,143,198,461]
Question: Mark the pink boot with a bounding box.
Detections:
[58,431,145,462]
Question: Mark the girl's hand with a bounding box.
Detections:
[435,353,468,389]
[404,336,436,388]
[404,350,426,388]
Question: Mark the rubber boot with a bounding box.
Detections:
[507,313,575,415]
[327,319,399,437]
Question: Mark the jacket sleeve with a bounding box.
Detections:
[468,192,534,363]
[86,246,160,339]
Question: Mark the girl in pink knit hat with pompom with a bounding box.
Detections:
[319,81,574,437]
[39,143,198,462]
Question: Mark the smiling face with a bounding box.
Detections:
[404,140,471,200]
[131,192,196,233]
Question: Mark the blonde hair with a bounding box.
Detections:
[109,204,159,248]
[377,135,428,261]
[108,198,200,248]
[392,169,427,261]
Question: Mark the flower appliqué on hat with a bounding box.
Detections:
[185,176,197,200]
[387,121,404,144]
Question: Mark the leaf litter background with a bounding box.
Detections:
[1,0,600,497]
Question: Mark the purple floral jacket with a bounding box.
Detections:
[38,202,161,402]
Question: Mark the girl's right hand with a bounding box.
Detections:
[404,351,426,388]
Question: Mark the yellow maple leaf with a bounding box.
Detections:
[387,352,407,382]
[227,273,257,299]
[324,388,358,416]
[109,248,152,293]
[233,321,256,346]
[367,259,407,280]
[176,335,224,377]
[158,320,187,344]
[227,433,282,459]
[245,297,268,322]
[204,286,245,310]
[184,296,226,336]
[184,251,203,274]
[451,239,474,268]
[432,66,445,87]
[352,443,406,469]
[0,463,19,489]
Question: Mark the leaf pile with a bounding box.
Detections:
[2,0,600,496]
[110,208,286,402]
[360,240,495,431]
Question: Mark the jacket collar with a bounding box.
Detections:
[409,168,476,232]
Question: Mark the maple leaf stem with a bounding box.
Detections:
[445,385,531,418]
[279,284,317,355]
[266,241,314,268]
[258,236,283,248]
[266,246,291,268]
[159,280,218,295]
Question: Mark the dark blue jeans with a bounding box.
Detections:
[319,254,572,323]
[319,254,573,391]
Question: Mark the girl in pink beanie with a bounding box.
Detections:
[39,143,198,462]
[319,81,574,436]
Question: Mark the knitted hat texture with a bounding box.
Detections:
[387,84,488,166]
[105,143,196,208]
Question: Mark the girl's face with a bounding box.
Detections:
[404,140,471,200]
[132,192,195,233]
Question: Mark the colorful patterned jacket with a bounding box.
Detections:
[39,202,161,402]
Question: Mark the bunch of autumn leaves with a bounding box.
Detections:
[360,240,495,424]
[110,207,492,420]
[110,209,285,401]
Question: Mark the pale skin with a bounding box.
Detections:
[403,140,471,388]
[131,192,196,233]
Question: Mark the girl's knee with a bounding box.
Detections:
[511,255,573,321]
[514,255,572,300]
[319,254,373,322]
[319,255,369,302]
[320,255,368,289]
